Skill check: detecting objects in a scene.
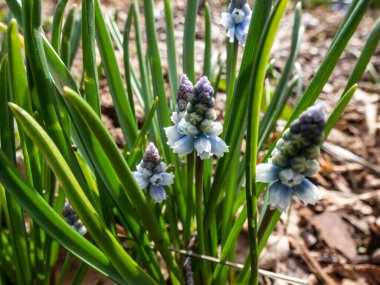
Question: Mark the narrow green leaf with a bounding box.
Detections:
[94,0,138,150]
[68,8,82,68]
[183,0,199,82]
[258,2,303,147]
[203,2,212,78]
[60,5,76,66]
[7,19,41,188]
[122,6,136,117]
[51,0,69,52]
[82,0,100,115]
[0,57,32,285]
[164,0,179,106]
[325,84,357,136]
[343,17,380,95]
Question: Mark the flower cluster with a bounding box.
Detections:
[133,143,174,203]
[165,76,228,160]
[221,0,252,44]
[62,202,87,235]
[256,106,327,212]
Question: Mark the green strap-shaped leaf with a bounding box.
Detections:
[82,0,100,115]
[183,0,199,82]
[51,0,69,52]
[164,0,179,106]
[94,0,138,151]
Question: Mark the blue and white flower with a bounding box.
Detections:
[165,76,229,160]
[256,164,321,212]
[133,143,174,203]
[256,105,326,212]
[221,0,252,44]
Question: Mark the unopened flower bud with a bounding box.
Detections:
[272,152,289,168]
[302,159,320,176]
[291,156,307,172]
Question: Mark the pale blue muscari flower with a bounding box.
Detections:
[62,202,87,235]
[256,165,321,212]
[166,76,228,160]
[221,0,252,44]
[133,143,174,203]
[256,106,327,212]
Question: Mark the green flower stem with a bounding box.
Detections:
[195,156,209,283]
[184,153,195,245]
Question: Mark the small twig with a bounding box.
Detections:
[169,247,309,285]
[288,235,336,285]
[183,234,197,285]
[117,233,309,285]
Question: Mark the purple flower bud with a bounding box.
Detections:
[133,143,174,203]
[177,74,193,114]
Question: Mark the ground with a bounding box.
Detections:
[1,0,380,284]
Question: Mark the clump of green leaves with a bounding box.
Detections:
[0,0,377,284]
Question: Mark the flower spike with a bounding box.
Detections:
[133,143,174,203]
[256,105,327,212]
[166,76,229,160]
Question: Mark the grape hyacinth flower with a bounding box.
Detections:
[62,202,87,235]
[132,143,174,203]
[165,75,194,148]
[256,106,327,212]
[221,0,252,44]
[165,76,229,160]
